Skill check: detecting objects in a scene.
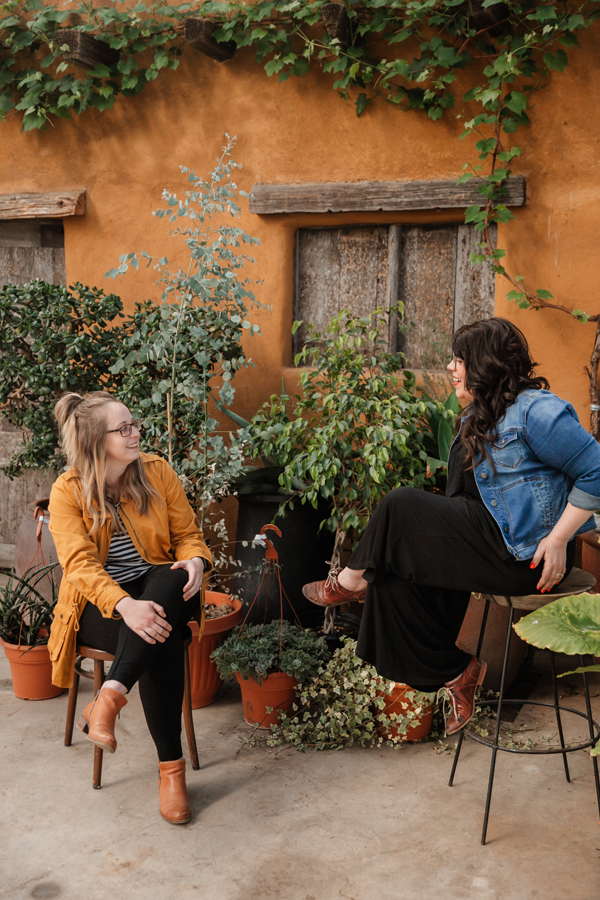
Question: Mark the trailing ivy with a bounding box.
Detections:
[1,0,598,131]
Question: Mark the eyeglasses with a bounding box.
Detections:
[106,420,140,438]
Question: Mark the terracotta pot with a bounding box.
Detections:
[578,532,600,594]
[14,500,62,603]
[1,638,64,700]
[457,594,527,693]
[188,591,243,709]
[235,671,298,728]
[377,683,434,742]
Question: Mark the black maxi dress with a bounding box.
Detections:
[351,440,576,692]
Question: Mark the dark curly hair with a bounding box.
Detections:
[452,317,549,466]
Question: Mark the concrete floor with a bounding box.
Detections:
[2,647,600,900]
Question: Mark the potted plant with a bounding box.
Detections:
[188,591,244,708]
[270,638,436,750]
[0,563,64,700]
[211,620,330,728]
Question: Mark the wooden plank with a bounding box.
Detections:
[56,30,120,68]
[386,225,401,353]
[293,226,389,356]
[250,176,526,214]
[0,432,54,543]
[184,18,236,62]
[400,226,457,370]
[0,221,41,248]
[322,3,351,46]
[0,191,85,220]
[453,223,497,332]
[0,246,66,287]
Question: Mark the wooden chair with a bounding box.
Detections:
[64,632,199,788]
[448,567,600,844]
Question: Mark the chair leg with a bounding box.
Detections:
[481,605,514,846]
[448,598,491,788]
[579,654,600,817]
[550,652,570,783]
[64,662,81,747]
[183,646,200,771]
[92,660,104,790]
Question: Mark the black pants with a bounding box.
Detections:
[78,565,199,762]
[349,487,575,692]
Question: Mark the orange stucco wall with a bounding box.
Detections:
[2,29,600,426]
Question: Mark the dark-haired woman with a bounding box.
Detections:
[303,317,600,734]
[48,391,212,823]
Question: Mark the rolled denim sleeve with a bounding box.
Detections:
[525,393,600,511]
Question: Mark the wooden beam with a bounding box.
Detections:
[56,30,120,68]
[249,176,526,215]
[322,3,351,47]
[184,18,236,62]
[0,191,86,220]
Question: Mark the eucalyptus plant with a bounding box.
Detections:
[106,137,263,528]
[246,305,443,567]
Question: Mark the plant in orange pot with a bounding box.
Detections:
[187,590,244,708]
[0,563,64,700]
[211,620,330,728]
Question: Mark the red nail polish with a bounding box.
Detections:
[530,563,535,569]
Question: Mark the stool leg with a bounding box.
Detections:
[64,661,81,747]
[550,652,570,783]
[481,605,514,845]
[92,660,104,790]
[183,646,200,771]
[579,654,600,816]
[449,598,491,787]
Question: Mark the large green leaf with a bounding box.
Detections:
[514,593,600,656]
[444,390,461,414]
[437,417,454,463]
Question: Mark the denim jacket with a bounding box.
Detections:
[449,389,600,560]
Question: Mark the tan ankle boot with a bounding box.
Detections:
[158,759,191,825]
[77,687,128,754]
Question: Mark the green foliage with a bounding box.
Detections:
[268,638,435,751]
[106,138,263,524]
[246,306,441,562]
[0,281,126,477]
[514,593,600,657]
[1,0,596,131]
[211,619,331,685]
[420,389,461,477]
[0,564,58,647]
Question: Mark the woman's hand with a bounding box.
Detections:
[171,556,205,601]
[530,535,568,593]
[115,596,172,644]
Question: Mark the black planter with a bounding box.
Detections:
[232,494,335,625]
[301,611,361,655]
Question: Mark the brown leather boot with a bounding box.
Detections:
[158,759,191,825]
[77,687,128,754]
[302,572,367,608]
[442,656,487,736]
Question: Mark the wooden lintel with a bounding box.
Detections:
[0,191,86,220]
[184,17,236,62]
[249,176,526,215]
[56,30,120,68]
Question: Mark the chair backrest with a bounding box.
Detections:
[489,567,596,611]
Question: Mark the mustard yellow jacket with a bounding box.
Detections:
[48,453,212,688]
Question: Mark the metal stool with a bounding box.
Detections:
[448,566,600,844]
[64,631,199,788]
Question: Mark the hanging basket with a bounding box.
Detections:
[236,671,298,728]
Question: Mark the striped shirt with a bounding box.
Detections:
[104,520,153,584]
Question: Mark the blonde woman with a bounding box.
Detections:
[48,391,212,824]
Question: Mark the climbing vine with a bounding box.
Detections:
[2,0,600,428]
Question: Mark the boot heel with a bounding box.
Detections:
[477,661,488,687]
[76,715,90,734]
